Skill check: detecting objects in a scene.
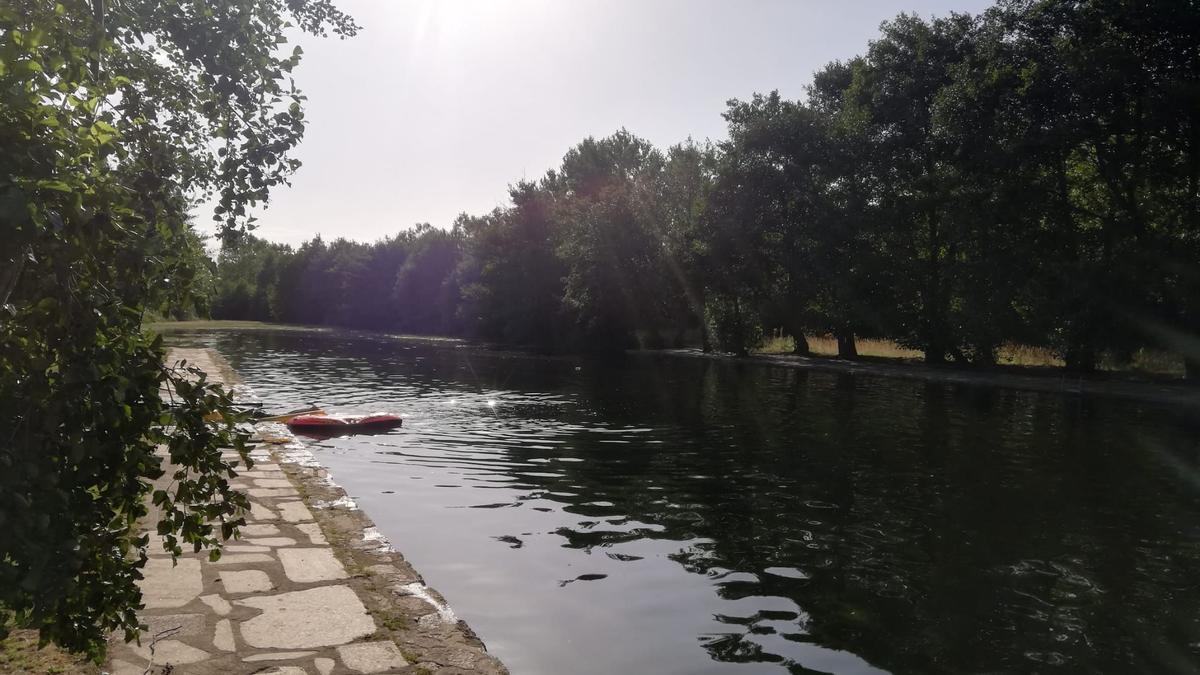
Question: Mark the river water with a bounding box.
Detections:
[171,328,1200,674]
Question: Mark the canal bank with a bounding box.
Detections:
[107,347,507,675]
[656,347,1200,410]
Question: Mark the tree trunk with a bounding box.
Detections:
[836,330,857,360]
[733,297,749,357]
[1064,345,1097,373]
[974,344,997,368]
[697,290,712,352]
[792,332,811,356]
[1183,111,1199,384]
[920,180,951,369]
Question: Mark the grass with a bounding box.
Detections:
[757,335,922,360]
[145,319,312,331]
[756,335,1186,377]
[0,631,97,675]
[145,319,465,345]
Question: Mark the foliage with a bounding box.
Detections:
[457,182,567,350]
[212,234,291,320]
[0,0,355,659]
[210,1,1198,378]
[553,131,670,351]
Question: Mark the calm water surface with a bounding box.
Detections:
[174,328,1200,674]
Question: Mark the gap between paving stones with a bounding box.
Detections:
[106,347,507,675]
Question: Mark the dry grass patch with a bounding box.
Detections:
[996,343,1062,368]
[0,630,97,675]
[757,335,922,359]
[758,335,1185,377]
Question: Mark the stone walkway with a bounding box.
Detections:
[107,348,506,675]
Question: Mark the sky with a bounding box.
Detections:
[206,0,995,247]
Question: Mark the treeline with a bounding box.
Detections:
[213,0,1200,377]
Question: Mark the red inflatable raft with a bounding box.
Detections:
[285,412,403,431]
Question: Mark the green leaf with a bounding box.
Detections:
[36,180,72,193]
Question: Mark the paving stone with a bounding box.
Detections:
[314,656,335,675]
[199,594,232,615]
[256,668,307,675]
[337,640,409,673]
[143,533,174,556]
[278,500,316,523]
[249,487,300,498]
[278,547,348,583]
[244,651,318,661]
[296,522,328,545]
[139,613,206,638]
[214,619,235,652]
[129,638,210,665]
[139,557,202,609]
[109,659,144,675]
[236,585,375,649]
[246,463,282,472]
[246,537,299,548]
[241,523,282,537]
[212,553,274,565]
[221,569,273,593]
[250,501,278,521]
[242,470,286,478]
[227,544,272,553]
[254,478,295,488]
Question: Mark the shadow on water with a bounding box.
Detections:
[172,328,1200,675]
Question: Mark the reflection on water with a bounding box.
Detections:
[173,329,1200,674]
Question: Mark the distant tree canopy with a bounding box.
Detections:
[212,0,1199,378]
[0,0,355,659]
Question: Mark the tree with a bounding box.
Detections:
[393,224,463,335]
[714,93,819,355]
[194,2,1199,378]
[922,11,1050,365]
[553,131,669,352]
[701,122,775,356]
[844,13,978,363]
[0,0,355,657]
[458,182,569,350]
[658,140,718,350]
[212,234,291,321]
[992,0,1200,374]
[273,235,334,325]
[713,89,888,360]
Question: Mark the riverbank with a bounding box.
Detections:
[106,347,506,674]
[152,320,1198,409]
[146,319,465,346]
[659,348,1200,409]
